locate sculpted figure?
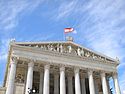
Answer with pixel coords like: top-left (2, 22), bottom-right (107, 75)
top-left (85, 52), bottom-right (90, 57)
top-left (92, 54), bottom-right (95, 58)
top-left (68, 45), bottom-right (72, 53)
top-left (92, 54), bottom-right (97, 59)
top-left (40, 45), bottom-right (44, 49)
top-left (29, 45), bottom-right (31, 47)
top-left (81, 49), bottom-right (84, 56)
top-left (87, 52), bottom-right (90, 57)
top-left (47, 44), bottom-right (50, 50)
top-left (56, 44), bottom-right (60, 52)
top-left (60, 44), bottom-right (63, 53)
top-left (77, 47), bottom-right (81, 56)
top-left (35, 45), bottom-right (38, 48)
top-left (43, 45), bottom-right (47, 50)
top-left (50, 45), bottom-right (54, 51)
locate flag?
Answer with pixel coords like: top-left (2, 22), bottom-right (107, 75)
top-left (64, 28), bottom-right (74, 33)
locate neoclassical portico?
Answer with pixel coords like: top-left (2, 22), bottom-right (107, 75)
top-left (1, 39), bottom-right (121, 94)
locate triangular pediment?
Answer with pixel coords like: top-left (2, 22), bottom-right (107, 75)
top-left (11, 41), bottom-right (117, 63)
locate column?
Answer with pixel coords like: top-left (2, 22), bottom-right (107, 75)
top-left (25, 61), bottom-right (34, 94)
top-left (106, 78), bottom-right (111, 94)
top-left (60, 66), bottom-right (66, 94)
top-left (88, 70), bottom-right (95, 94)
top-left (113, 73), bottom-right (121, 94)
top-left (67, 75), bottom-right (73, 94)
top-left (54, 74), bottom-right (59, 94)
top-left (101, 72), bottom-right (108, 94)
top-left (39, 70), bottom-right (43, 94)
top-left (43, 65), bottom-right (50, 94)
top-left (6, 57), bottom-right (17, 94)
top-left (81, 75), bottom-right (86, 94)
top-left (74, 68), bottom-right (81, 94)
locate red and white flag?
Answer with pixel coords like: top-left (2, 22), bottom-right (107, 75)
top-left (64, 28), bottom-right (74, 33)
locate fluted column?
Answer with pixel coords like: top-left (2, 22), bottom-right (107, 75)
top-left (60, 66), bottom-right (66, 94)
top-left (81, 75), bottom-right (86, 94)
top-left (39, 70), bottom-right (43, 94)
top-left (88, 70), bottom-right (95, 94)
top-left (43, 65), bottom-right (50, 94)
top-left (113, 73), bottom-right (121, 94)
top-left (101, 72), bottom-right (108, 94)
top-left (68, 75), bottom-right (73, 94)
top-left (106, 78), bottom-right (111, 94)
top-left (74, 68), bottom-right (81, 94)
top-left (54, 74), bottom-right (59, 94)
top-left (6, 57), bottom-right (17, 94)
top-left (25, 61), bottom-right (34, 94)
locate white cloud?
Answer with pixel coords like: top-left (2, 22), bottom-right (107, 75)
top-left (123, 90), bottom-right (125, 94)
top-left (55, 0), bottom-right (78, 20)
top-left (0, 0), bottom-right (44, 30)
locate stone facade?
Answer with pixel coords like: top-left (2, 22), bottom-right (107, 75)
top-left (0, 40), bottom-right (121, 94)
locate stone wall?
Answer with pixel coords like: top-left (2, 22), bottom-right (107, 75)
top-left (14, 83), bottom-right (25, 94)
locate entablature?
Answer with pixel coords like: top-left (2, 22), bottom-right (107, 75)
top-left (11, 45), bottom-right (117, 73)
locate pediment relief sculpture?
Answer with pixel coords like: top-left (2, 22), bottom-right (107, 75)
top-left (12, 42), bottom-right (116, 63)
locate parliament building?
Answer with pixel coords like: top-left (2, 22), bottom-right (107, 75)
top-left (0, 37), bottom-right (121, 94)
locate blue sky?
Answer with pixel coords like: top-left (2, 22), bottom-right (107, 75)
top-left (0, 0), bottom-right (125, 93)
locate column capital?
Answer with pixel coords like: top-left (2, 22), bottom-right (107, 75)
top-left (28, 62), bottom-right (34, 67)
top-left (60, 66), bottom-right (65, 71)
top-left (44, 64), bottom-right (50, 69)
top-left (11, 56), bottom-right (18, 64)
top-left (112, 72), bottom-right (118, 78)
top-left (74, 67), bottom-right (79, 74)
top-left (100, 72), bottom-right (106, 77)
top-left (88, 70), bottom-right (93, 75)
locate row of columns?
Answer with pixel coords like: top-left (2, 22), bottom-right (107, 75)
top-left (6, 58), bottom-right (121, 94)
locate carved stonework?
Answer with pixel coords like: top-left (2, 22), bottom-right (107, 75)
top-left (15, 67), bottom-right (26, 83)
top-left (11, 56), bottom-right (18, 64)
top-left (15, 74), bottom-right (24, 83)
top-left (17, 42), bottom-right (116, 64)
